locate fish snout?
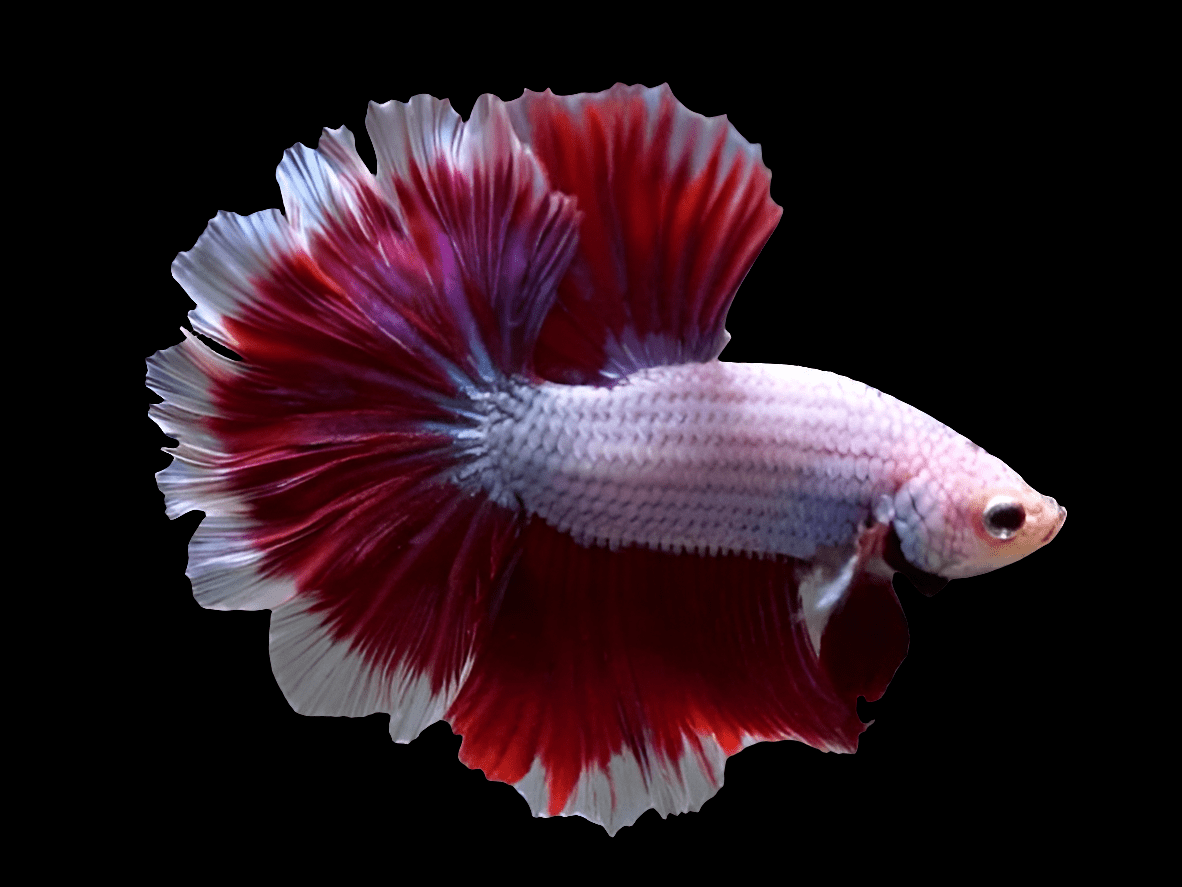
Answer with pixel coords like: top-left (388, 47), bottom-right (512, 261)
top-left (1040, 496), bottom-right (1066, 544)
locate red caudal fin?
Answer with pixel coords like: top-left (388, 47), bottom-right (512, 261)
top-left (503, 84), bottom-right (782, 384)
top-left (447, 519), bottom-right (908, 833)
top-left (149, 95), bottom-right (579, 735)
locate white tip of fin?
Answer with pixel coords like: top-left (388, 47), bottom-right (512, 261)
top-left (148, 331), bottom-right (297, 612)
top-left (171, 208), bottom-right (296, 352)
top-left (513, 734), bottom-right (742, 835)
top-left (797, 553), bottom-right (859, 656)
top-left (269, 594), bottom-right (463, 743)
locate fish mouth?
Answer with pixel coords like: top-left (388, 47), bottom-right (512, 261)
top-left (1040, 504), bottom-right (1067, 544)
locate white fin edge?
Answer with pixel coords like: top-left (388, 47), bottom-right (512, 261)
top-left (269, 594), bottom-right (465, 742)
top-left (513, 734), bottom-right (733, 835)
top-left (172, 208), bottom-right (297, 352)
top-left (148, 331), bottom-right (296, 611)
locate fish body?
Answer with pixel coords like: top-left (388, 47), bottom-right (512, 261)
top-left (148, 84), bottom-right (1065, 834)
top-left (464, 360), bottom-right (1058, 571)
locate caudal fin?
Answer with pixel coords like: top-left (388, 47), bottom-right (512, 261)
top-left (150, 94), bottom-right (578, 740)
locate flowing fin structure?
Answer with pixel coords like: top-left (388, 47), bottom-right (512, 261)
top-left (150, 84), bottom-right (909, 834)
top-left (503, 83), bottom-right (783, 384)
top-left (150, 93), bottom-right (579, 743)
top-left (449, 518), bottom-right (907, 834)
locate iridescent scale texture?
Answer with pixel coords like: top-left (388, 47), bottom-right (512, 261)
top-left (462, 361), bottom-right (962, 559)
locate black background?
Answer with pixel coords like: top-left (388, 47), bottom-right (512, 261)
top-left (124, 37), bottom-right (1094, 868)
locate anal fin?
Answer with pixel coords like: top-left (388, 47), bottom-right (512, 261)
top-left (446, 518), bottom-right (898, 833)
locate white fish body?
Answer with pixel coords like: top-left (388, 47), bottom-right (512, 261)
top-left (467, 360), bottom-right (1061, 573)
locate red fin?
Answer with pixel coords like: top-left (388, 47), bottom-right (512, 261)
top-left (220, 95), bottom-right (580, 388)
top-left (505, 84), bottom-right (783, 384)
top-left (447, 519), bottom-right (875, 832)
top-left (819, 573), bottom-right (909, 704)
top-left (154, 96), bottom-right (587, 728)
top-left (816, 520), bottom-right (910, 704)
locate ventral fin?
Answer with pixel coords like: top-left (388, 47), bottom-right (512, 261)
top-left (504, 83), bottom-right (782, 385)
top-left (820, 572), bottom-right (910, 705)
top-left (799, 520), bottom-right (911, 706)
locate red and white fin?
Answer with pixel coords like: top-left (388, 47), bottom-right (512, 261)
top-left (148, 330), bottom-right (297, 611)
top-left (512, 735), bottom-right (735, 836)
top-left (446, 519), bottom-right (908, 833)
top-left (803, 521), bottom-right (910, 707)
top-left (150, 93), bottom-right (579, 742)
top-left (269, 594), bottom-right (463, 741)
top-left (503, 83), bottom-right (782, 384)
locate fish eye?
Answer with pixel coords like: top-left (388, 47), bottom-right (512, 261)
top-left (983, 497), bottom-right (1025, 539)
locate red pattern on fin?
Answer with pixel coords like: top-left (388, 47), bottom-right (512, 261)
top-left (821, 521), bottom-right (910, 704)
top-left (505, 84), bottom-right (783, 384)
top-left (201, 99), bottom-right (587, 690)
top-left (447, 519), bottom-right (903, 817)
top-left (820, 574), bottom-right (909, 704)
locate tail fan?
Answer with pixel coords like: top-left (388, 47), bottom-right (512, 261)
top-left (150, 94), bottom-right (578, 739)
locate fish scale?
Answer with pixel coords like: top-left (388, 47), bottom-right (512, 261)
top-left (465, 360), bottom-right (961, 559)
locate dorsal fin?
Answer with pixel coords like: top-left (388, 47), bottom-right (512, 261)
top-left (504, 83), bottom-right (782, 385)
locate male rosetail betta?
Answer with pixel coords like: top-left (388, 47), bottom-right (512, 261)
top-left (148, 84), bottom-right (1066, 834)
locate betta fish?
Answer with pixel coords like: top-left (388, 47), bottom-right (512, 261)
top-left (147, 83), bottom-right (1066, 834)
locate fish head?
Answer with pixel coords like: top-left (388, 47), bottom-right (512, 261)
top-left (891, 438), bottom-right (1066, 581)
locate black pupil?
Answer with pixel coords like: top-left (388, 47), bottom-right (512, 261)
top-left (988, 503), bottom-right (1025, 531)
